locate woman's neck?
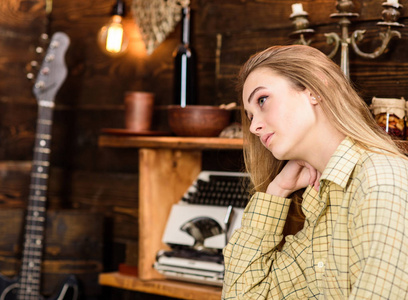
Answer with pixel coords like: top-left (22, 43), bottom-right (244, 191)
top-left (306, 124), bottom-right (346, 174)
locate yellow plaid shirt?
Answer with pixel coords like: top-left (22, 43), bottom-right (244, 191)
top-left (223, 137), bottom-right (408, 299)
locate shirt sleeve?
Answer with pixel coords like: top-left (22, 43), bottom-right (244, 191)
top-left (222, 186), bottom-right (318, 299)
top-left (348, 185), bottom-right (408, 299)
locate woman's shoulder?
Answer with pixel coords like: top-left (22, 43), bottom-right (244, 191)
top-left (358, 149), bottom-right (408, 188)
top-left (362, 148), bottom-right (408, 167)
top-left (349, 150), bottom-right (408, 220)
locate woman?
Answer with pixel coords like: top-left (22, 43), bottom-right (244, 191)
top-left (222, 45), bottom-right (408, 299)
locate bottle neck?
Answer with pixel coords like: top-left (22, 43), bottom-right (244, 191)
top-left (181, 7), bottom-right (191, 46)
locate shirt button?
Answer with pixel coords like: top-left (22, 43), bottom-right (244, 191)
top-left (317, 261), bottom-right (325, 268)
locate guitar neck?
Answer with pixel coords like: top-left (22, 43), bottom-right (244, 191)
top-left (19, 104), bottom-right (54, 298)
top-left (17, 31), bottom-right (69, 299)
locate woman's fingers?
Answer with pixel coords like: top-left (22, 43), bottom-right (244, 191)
top-left (297, 161), bottom-right (321, 191)
top-left (266, 160), bottom-right (321, 196)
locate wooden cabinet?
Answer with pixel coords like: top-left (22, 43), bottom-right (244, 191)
top-left (98, 134), bottom-right (243, 299)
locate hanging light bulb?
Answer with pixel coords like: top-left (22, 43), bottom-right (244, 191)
top-left (98, 0), bottom-right (128, 56)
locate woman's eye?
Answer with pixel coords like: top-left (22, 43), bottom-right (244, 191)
top-left (258, 96), bottom-right (267, 107)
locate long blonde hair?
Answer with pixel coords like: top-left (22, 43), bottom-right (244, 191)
top-left (238, 45), bottom-right (406, 194)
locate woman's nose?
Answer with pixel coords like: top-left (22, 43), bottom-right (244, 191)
top-left (249, 117), bottom-right (263, 135)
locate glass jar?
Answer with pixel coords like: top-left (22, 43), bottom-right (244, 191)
top-left (371, 97), bottom-right (406, 139)
top-left (406, 100), bottom-right (408, 140)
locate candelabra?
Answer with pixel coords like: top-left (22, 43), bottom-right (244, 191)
top-left (289, 3), bottom-right (315, 45)
top-left (289, 0), bottom-right (404, 78)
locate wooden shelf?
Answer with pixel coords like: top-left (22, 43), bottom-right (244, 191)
top-left (98, 135), bottom-right (243, 150)
top-left (98, 135), bottom-right (408, 152)
top-left (98, 133), bottom-right (240, 297)
top-left (99, 272), bottom-right (222, 300)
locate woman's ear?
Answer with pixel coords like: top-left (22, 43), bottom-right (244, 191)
top-left (309, 92), bottom-right (320, 105)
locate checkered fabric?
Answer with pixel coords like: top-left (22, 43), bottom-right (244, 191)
top-left (222, 137), bottom-right (408, 299)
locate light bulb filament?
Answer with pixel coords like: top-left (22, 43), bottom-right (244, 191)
top-left (106, 16), bottom-right (124, 53)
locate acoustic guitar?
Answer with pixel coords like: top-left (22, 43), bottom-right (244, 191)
top-left (0, 32), bottom-right (79, 300)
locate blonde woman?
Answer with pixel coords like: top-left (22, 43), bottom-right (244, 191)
top-left (222, 45), bottom-right (408, 299)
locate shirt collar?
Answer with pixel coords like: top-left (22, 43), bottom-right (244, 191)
top-left (319, 136), bottom-right (361, 191)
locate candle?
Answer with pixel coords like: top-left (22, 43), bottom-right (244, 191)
top-left (291, 3), bottom-right (304, 14)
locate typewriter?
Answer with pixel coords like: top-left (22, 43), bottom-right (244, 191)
top-left (154, 170), bottom-right (251, 286)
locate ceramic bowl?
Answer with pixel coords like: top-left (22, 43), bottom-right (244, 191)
top-left (168, 105), bottom-right (232, 137)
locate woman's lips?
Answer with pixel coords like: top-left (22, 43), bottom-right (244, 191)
top-left (261, 133), bottom-right (274, 147)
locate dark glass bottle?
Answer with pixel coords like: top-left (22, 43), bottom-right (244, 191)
top-left (173, 6), bottom-right (197, 107)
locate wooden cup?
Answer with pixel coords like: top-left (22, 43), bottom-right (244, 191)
top-left (124, 91), bottom-right (154, 131)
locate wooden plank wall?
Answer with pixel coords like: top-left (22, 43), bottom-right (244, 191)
top-left (1, 0), bottom-right (408, 297)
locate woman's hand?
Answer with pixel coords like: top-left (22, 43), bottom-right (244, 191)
top-left (266, 160), bottom-right (320, 197)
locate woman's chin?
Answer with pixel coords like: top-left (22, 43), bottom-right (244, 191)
top-left (269, 147), bottom-right (287, 160)
top-left (269, 145), bottom-right (296, 161)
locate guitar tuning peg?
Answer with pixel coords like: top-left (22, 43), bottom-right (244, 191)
top-left (30, 61), bottom-right (39, 69)
top-left (40, 33), bottom-right (49, 42)
top-left (25, 60), bottom-right (39, 73)
top-left (40, 67), bottom-right (50, 75)
top-left (25, 59), bottom-right (40, 81)
top-left (27, 72), bottom-right (35, 80)
top-left (45, 54), bottom-right (55, 62)
top-left (34, 81), bottom-right (45, 89)
top-left (36, 46), bottom-right (44, 54)
top-left (50, 40), bottom-right (60, 49)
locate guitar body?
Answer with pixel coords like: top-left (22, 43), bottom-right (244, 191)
top-left (0, 273), bottom-right (16, 300)
top-left (0, 273), bottom-right (78, 300)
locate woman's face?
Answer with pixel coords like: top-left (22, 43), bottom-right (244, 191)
top-left (242, 67), bottom-right (317, 161)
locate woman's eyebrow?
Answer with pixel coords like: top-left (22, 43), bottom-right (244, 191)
top-left (247, 86), bottom-right (266, 104)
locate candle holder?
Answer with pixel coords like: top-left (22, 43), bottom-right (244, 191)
top-left (289, 0), bottom-right (404, 78)
top-left (289, 9), bottom-right (315, 45)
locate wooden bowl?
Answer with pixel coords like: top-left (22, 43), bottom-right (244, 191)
top-left (168, 105), bottom-right (232, 137)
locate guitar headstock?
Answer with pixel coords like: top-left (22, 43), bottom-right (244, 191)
top-left (32, 32), bottom-right (70, 106)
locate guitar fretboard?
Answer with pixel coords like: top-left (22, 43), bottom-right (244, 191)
top-left (18, 105), bottom-right (54, 299)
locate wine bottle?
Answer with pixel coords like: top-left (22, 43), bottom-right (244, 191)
top-left (173, 5), bottom-right (197, 107)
